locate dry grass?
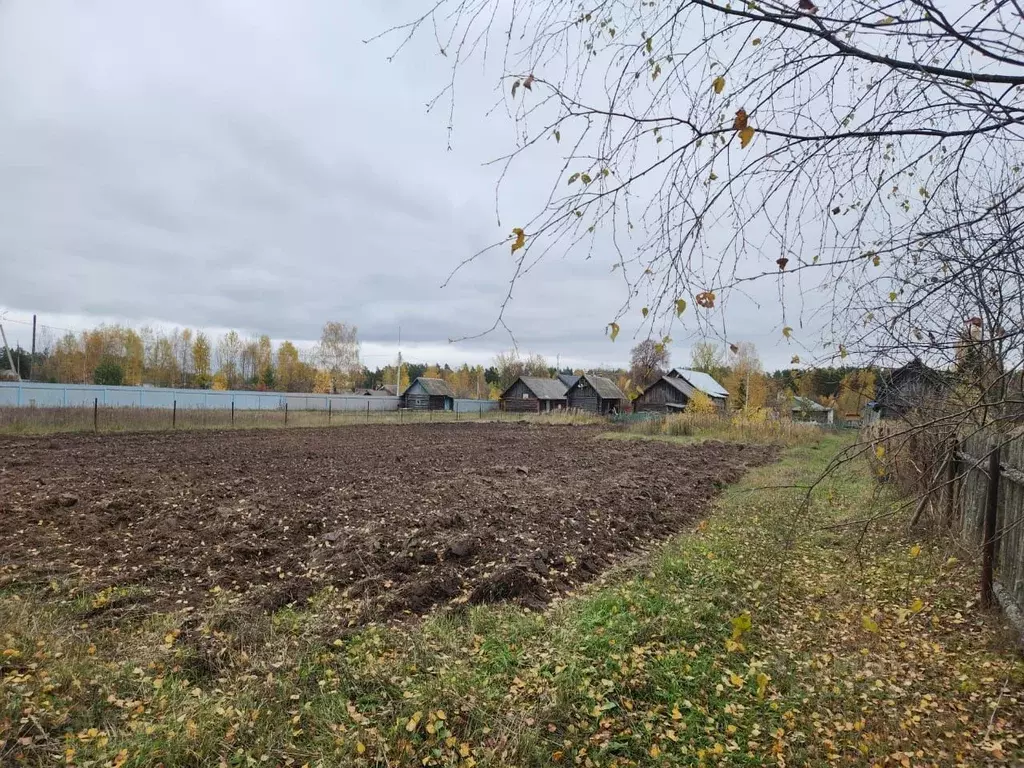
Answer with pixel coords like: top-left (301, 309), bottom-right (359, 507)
top-left (616, 411), bottom-right (832, 445)
top-left (0, 405), bottom-right (611, 436)
top-left (4, 435), bottom-right (1022, 766)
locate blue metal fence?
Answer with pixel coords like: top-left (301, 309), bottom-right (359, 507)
top-left (0, 381), bottom-right (498, 413)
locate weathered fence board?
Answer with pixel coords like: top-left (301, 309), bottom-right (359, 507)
top-left (959, 428), bottom-right (1024, 619)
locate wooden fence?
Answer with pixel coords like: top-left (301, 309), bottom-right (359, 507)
top-left (864, 422), bottom-right (1024, 625)
top-left (957, 428), bottom-right (1024, 616)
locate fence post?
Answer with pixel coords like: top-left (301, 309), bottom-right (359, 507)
top-left (982, 445), bottom-right (1001, 608)
top-left (400, 407), bottom-right (403, 424)
top-left (946, 438), bottom-right (958, 526)
top-left (285, 402), bottom-right (288, 426)
top-left (93, 397), bottom-right (98, 432)
top-left (456, 404), bottom-right (460, 421)
top-left (173, 400), bottom-right (177, 429)
top-left (366, 400), bottom-right (370, 423)
top-left (231, 400), bottom-right (235, 427)
top-left (329, 399), bottom-right (332, 425)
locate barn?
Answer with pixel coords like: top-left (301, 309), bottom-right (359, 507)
top-left (401, 377), bottom-right (455, 411)
top-left (500, 377), bottom-right (568, 413)
top-left (565, 374), bottom-right (627, 415)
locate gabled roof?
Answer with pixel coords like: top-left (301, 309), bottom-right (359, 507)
top-left (652, 375), bottom-right (695, 398)
top-left (557, 373), bottom-right (580, 388)
top-left (668, 368), bottom-right (729, 399)
top-left (378, 383), bottom-right (398, 395)
top-left (402, 377), bottom-right (455, 397)
top-left (569, 373), bottom-right (626, 400)
top-left (791, 395), bottom-right (830, 412)
top-left (503, 376), bottom-right (569, 400)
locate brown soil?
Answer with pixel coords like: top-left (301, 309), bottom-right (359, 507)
top-left (0, 424), bottom-right (777, 620)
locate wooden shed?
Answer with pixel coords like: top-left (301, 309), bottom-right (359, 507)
top-left (500, 376), bottom-right (568, 413)
top-left (565, 373), bottom-right (626, 415)
top-left (401, 377), bottom-right (455, 411)
top-left (633, 375), bottom-right (698, 413)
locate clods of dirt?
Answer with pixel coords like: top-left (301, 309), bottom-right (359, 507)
top-left (0, 424), bottom-right (778, 622)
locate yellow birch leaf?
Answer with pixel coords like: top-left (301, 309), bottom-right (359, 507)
top-left (405, 711), bottom-right (422, 732)
top-left (782, 326), bottom-right (793, 338)
top-left (739, 126), bottom-right (755, 148)
top-left (607, 322), bottom-right (620, 342)
top-left (862, 615), bottom-right (879, 633)
top-left (712, 76), bottom-right (726, 94)
top-left (909, 544), bottom-right (921, 558)
top-left (730, 613), bottom-right (752, 640)
top-left (756, 672), bottom-right (770, 700)
top-left (510, 227), bottom-right (526, 254)
top-left (675, 298), bottom-right (687, 316)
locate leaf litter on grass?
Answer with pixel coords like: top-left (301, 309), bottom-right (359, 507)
top-left (2, 434), bottom-right (1023, 766)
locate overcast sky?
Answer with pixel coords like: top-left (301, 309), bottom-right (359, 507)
top-left (0, 1), bottom-right (821, 372)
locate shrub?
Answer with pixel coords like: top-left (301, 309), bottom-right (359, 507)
top-left (93, 359), bottom-right (124, 386)
top-left (686, 390), bottom-right (718, 415)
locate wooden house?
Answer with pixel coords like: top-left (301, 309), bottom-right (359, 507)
top-left (633, 376), bottom-right (697, 413)
top-left (557, 373), bottom-right (580, 389)
top-left (869, 359), bottom-right (946, 420)
top-left (401, 377), bottom-right (455, 411)
top-left (500, 376), bottom-right (569, 413)
top-left (634, 369), bottom-right (728, 413)
top-left (666, 369), bottom-right (729, 408)
top-left (790, 395), bottom-right (833, 425)
top-left (565, 374), bottom-right (626, 414)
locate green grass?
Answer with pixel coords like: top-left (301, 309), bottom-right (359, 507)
top-left (3, 434), bottom-right (1022, 767)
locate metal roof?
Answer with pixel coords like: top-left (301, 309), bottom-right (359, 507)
top-left (791, 395), bottom-right (830, 412)
top-left (403, 377), bottom-right (456, 397)
top-left (508, 376), bottom-right (569, 400)
top-left (668, 368), bottom-right (729, 399)
top-left (572, 373), bottom-right (626, 400)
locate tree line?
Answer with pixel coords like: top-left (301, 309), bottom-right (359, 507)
top-left (1, 321), bottom-right (880, 411)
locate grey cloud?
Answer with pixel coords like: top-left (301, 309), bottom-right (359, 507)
top-left (0, 0), bottom-right (811, 371)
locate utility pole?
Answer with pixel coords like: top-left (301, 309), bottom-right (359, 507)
top-left (395, 326), bottom-right (402, 396)
top-left (29, 315), bottom-right (36, 381)
top-left (0, 321), bottom-right (20, 381)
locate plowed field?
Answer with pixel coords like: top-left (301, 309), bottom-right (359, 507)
top-left (0, 424), bottom-right (777, 621)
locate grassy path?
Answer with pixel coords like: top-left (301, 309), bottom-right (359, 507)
top-left (3, 434), bottom-right (1022, 766)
